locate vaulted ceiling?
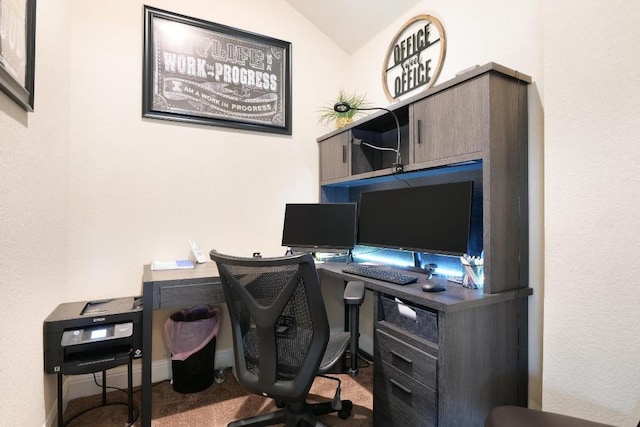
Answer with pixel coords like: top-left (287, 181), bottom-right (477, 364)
top-left (283, 0), bottom-right (423, 54)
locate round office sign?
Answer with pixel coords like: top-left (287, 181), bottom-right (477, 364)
top-left (382, 14), bottom-right (446, 102)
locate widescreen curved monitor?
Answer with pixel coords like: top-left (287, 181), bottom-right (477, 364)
top-left (357, 181), bottom-right (473, 256)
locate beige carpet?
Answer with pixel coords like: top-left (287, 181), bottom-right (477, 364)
top-left (64, 366), bottom-right (373, 426)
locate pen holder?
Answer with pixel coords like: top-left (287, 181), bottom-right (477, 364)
top-left (462, 264), bottom-right (484, 289)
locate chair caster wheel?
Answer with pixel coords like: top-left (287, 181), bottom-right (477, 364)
top-left (338, 400), bottom-right (353, 419)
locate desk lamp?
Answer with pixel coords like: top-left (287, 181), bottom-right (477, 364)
top-left (333, 102), bottom-right (403, 172)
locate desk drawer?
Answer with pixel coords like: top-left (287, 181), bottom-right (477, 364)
top-left (158, 281), bottom-right (224, 310)
top-left (376, 328), bottom-right (437, 389)
top-left (379, 294), bottom-right (438, 343)
top-left (374, 360), bottom-right (437, 427)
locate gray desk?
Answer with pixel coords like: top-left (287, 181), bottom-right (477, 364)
top-left (140, 262), bottom-right (223, 427)
top-left (320, 263), bottom-right (531, 426)
top-left (140, 261), bottom-right (530, 426)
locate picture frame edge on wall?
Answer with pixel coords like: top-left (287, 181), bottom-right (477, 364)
top-left (142, 5), bottom-right (292, 135)
top-left (0, 0), bottom-right (37, 112)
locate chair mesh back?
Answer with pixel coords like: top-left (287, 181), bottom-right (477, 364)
top-left (227, 264), bottom-right (313, 377)
top-left (213, 252), bottom-right (329, 401)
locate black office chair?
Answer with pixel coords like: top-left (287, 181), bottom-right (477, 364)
top-left (210, 250), bottom-right (365, 427)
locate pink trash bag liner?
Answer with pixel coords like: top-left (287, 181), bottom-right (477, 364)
top-left (164, 304), bottom-right (221, 361)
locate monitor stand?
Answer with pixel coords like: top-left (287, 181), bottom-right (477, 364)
top-left (285, 247), bottom-right (353, 263)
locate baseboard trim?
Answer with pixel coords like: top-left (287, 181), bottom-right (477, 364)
top-left (44, 350), bottom-right (234, 427)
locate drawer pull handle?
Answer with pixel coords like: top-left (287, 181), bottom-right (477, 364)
top-left (389, 378), bottom-right (412, 395)
top-left (390, 350), bottom-right (413, 365)
top-left (342, 145), bottom-right (347, 163)
top-left (417, 119), bottom-right (422, 144)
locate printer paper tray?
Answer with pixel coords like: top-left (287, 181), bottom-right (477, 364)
top-left (63, 346), bottom-right (131, 375)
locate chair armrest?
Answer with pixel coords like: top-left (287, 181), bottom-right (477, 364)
top-left (343, 281), bottom-right (365, 305)
top-left (343, 281), bottom-right (364, 376)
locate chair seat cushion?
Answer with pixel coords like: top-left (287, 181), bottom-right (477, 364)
top-left (319, 331), bottom-right (350, 373)
top-left (242, 328), bottom-right (350, 378)
top-left (485, 406), bottom-right (615, 427)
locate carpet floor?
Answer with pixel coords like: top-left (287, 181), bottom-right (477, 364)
top-left (64, 365), bottom-right (373, 426)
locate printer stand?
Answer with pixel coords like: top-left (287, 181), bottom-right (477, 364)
top-left (57, 353), bottom-right (134, 427)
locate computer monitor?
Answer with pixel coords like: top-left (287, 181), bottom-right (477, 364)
top-left (281, 203), bottom-right (358, 252)
top-left (357, 181), bottom-right (474, 256)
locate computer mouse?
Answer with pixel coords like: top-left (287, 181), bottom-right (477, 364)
top-left (422, 282), bottom-right (446, 292)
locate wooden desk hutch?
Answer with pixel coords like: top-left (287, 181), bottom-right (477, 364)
top-left (316, 63), bottom-right (532, 427)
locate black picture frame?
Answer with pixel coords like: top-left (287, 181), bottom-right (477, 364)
top-left (0, 0), bottom-right (36, 111)
top-left (143, 6), bottom-right (292, 135)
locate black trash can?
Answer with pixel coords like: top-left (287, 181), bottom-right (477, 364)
top-left (164, 304), bottom-right (221, 394)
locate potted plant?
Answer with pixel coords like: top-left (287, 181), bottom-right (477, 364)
top-left (318, 90), bottom-right (370, 129)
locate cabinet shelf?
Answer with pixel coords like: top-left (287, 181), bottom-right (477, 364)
top-left (317, 62), bottom-right (531, 295)
top-left (317, 62), bottom-right (532, 427)
top-left (318, 62), bottom-right (532, 427)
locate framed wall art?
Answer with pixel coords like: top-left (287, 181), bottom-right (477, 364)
top-left (0, 0), bottom-right (36, 111)
top-left (143, 6), bottom-right (292, 135)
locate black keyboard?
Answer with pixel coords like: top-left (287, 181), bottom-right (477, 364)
top-left (342, 264), bottom-right (418, 285)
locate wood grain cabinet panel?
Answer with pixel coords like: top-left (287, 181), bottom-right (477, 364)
top-left (319, 132), bottom-right (350, 181)
top-left (374, 359), bottom-right (437, 427)
top-left (376, 328), bottom-right (437, 390)
top-left (412, 76), bottom-right (486, 163)
top-left (158, 281), bottom-right (223, 310)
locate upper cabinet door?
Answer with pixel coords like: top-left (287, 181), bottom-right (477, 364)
top-left (411, 76), bottom-right (487, 164)
top-left (319, 131), bottom-right (351, 182)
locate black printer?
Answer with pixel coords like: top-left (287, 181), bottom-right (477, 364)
top-left (43, 296), bottom-right (142, 375)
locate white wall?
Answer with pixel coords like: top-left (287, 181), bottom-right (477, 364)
top-left (1, 1), bottom-right (350, 425)
top-left (3, 0), bottom-right (640, 425)
top-left (0, 1), bottom-right (71, 423)
top-left (542, 1), bottom-right (640, 425)
top-left (64, 0), bottom-right (348, 299)
top-left (63, 0), bottom-right (350, 364)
